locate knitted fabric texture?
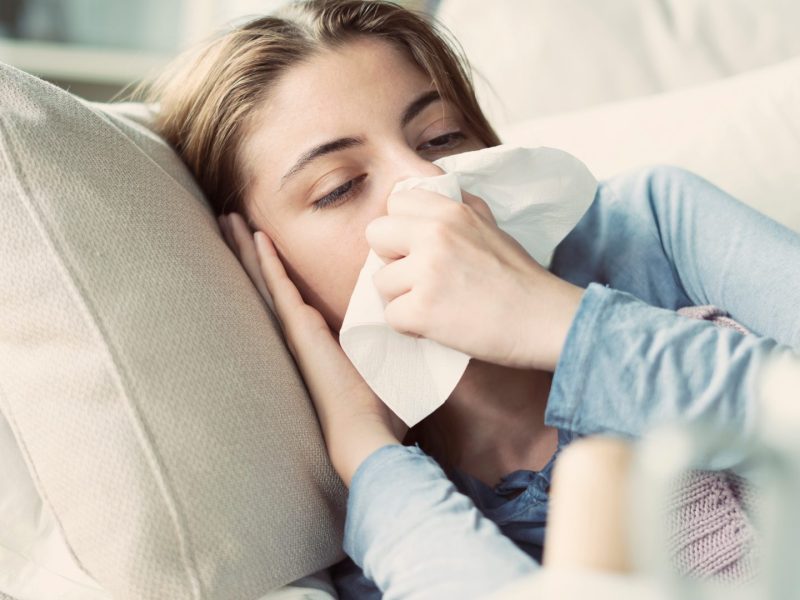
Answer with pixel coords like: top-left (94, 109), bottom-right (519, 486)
top-left (666, 306), bottom-right (760, 583)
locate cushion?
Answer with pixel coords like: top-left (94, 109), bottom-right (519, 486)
top-left (0, 415), bottom-right (339, 600)
top-left (498, 55), bottom-right (800, 233)
top-left (0, 411), bottom-right (110, 599)
top-left (0, 62), bottom-right (346, 600)
top-left (436, 0), bottom-right (800, 128)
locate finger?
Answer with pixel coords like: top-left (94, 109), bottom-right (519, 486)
top-left (461, 191), bottom-right (496, 223)
top-left (386, 188), bottom-right (461, 219)
top-left (365, 214), bottom-right (426, 261)
top-left (372, 254), bottom-right (415, 303)
top-left (253, 229), bottom-right (307, 323)
top-left (227, 213), bottom-right (271, 302)
top-left (383, 290), bottom-right (424, 339)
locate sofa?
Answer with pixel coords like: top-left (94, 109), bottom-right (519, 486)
top-left (3, 1), bottom-right (800, 598)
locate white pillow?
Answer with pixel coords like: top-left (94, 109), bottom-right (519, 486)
top-left (498, 55), bottom-right (800, 233)
top-left (0, 415), bottom-right (110, 600)
top-left (0, 414), bottom-right (338, 600)
top-left (0, 62), bottom-right (345, 600)
top-left (436, 0), bottom-right (800, 128)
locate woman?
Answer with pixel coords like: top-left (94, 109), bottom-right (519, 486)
top-left (140, 0), bottom-right (800, 597)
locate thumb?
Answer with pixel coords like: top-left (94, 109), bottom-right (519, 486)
top-left (461, 191), bottom-right (496, 223)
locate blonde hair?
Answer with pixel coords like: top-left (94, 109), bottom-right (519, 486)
top-left (136, 0), bottom-right (500, 217)
top-left (136, 0), bottom-right (502, 468)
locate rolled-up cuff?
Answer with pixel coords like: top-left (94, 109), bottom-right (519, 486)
top-left (546, 281), bottom-right (611, 433)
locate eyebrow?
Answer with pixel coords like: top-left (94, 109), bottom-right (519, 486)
top-left (400, 89), bottom-right (441, 128)
top-left (279, 89), bottom-right (442, 189)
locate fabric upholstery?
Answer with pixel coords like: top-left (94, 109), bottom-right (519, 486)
top-left (499, 55), bottom-right (800, 233)
top-left (0, 62), bottom-right (347, 600)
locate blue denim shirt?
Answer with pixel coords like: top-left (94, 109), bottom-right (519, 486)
top-left (331, 166), bottom-right (800, 599)
top-left (445, 428), bottom-right (577, 564)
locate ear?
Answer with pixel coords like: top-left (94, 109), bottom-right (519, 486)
top-left (461, 190), bottom-right (496, 224)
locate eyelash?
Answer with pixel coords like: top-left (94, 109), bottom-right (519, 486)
top-left (311, 131), bottom-right (467, 210)
top-left (417, 130), bottom-right (466, 153)
top-left (312, 174), bottom-right (367, 211)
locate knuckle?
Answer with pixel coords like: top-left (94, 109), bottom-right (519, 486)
top-left (385, 299), bottom-right (414, 335)
top-left (372, 264), bottom-right (390, 290)
top-left (410, 285), bottom-right (433, 317)
top-left (423, 235), bottom-right (452, 272)
top-left (428, 219), bottom-right (452, 244)
top-left (439, 200), bottom-right (466, 222)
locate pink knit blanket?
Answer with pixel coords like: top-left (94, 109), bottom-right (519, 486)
top-left (666, 306), bottom-right (760, 582)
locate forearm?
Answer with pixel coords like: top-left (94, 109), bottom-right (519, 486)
top-left (546, 283), bottom-right (796, 452)
top-left (344, 443), bottom-right (538, 600)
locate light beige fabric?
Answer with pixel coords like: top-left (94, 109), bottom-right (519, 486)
top-left (499, 55), bottom-right (800, 234)
top-left (438, 0), bottom-right (800, 128)
top-left (0, 62), bottom-right (347, 600)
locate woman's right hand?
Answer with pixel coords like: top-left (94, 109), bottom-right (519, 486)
top-left (219, 212), bottom-right (407, 487)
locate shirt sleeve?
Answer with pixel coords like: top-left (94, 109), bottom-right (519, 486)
top-left (342, 443), bottom-right (538, 600)
top-left (545, 282), bottom-right (797, 449)
top-left (546, 166), bottom-right (800, 467)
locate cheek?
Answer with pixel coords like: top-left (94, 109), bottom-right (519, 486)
top-left (281, 223), bottom-right (370, 330)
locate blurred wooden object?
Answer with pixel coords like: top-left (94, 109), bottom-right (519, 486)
top-left (543, 436), bottom-right (634, 572)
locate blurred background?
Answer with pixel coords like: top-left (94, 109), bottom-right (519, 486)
top-left (0, 0), bottom-right (435, 101)
top-left (3, 0), bottom-right (800, 120)
top-left (3, 0), bottom-right (800, 230)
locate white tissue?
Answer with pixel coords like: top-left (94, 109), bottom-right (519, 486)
top-left (338, 145), bottom-right (598, 427)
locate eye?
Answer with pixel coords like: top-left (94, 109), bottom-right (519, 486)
top-left (312, 174), bottom-right (367, 211)
top-left (417, 131), bottom-right (466, 153)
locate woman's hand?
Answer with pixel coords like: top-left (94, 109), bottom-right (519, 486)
top-left (218, 212), bottom-right (408, 487)
top-left (366, 189), bottom-right (585, 372)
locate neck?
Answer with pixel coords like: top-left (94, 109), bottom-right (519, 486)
top-left (425, 359), bottom-right (558, 487)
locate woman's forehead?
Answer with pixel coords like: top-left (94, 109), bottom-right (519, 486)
top-left (270, 38), bottom-right (431, 119)
top-left (241, 38), bottom-right (436, 188)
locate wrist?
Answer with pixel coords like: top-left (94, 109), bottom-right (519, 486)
top-left (330, 425), bottom-right (400, 487)
top-left (532, 278), bottom-right (585, 372)
top-left (551, 281), bottom-right (585, 371)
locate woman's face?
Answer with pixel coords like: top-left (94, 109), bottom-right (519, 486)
top-left (240, 36), bottom-right (486, 333)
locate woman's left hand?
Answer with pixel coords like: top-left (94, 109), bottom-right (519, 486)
top-left (365, 189), bottom-right (585, 372)
top-left (219, 213), bottom-right (407, 486)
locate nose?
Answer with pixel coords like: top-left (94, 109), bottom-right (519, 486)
top-left (386, 146), bottom-right (447, 190)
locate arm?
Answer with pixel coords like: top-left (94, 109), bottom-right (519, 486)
top-left (550, 165), bottom-right (800, 348)
top-left (344, 443), bottom-right (539, 600)
top-left (545, 281), bottom-right (791, 441)
top-left (547, 166), bottom-right (800, 448)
